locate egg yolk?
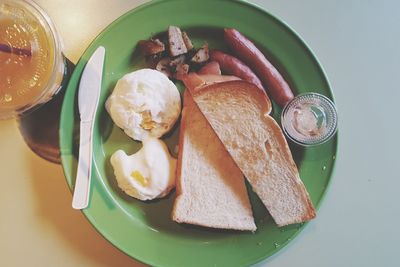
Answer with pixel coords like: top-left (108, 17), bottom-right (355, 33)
top-left (131, 170), bottom-right (149, 186)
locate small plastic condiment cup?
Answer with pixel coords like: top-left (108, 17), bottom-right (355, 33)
top-left (281, 92), bottom-right (338, 146)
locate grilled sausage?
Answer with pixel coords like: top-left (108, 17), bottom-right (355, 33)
top-left (224, 28), bottom-right (294, 107)
top-left (210, 50), bottom-right (264, 90)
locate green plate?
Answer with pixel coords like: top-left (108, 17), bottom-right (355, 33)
top-left (60, 0), bottom-right (337, 266)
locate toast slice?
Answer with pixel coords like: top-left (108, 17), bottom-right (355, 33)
top-left (172, 90), bottom-right (256, 231)
top-left (189, 80), bottom-right (316, 227)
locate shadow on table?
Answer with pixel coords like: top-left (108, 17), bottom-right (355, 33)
top-left (26, 147), bottom-right (146, 267)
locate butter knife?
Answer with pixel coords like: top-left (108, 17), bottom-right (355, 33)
top-left (72, 46), bottom-right (105, 209)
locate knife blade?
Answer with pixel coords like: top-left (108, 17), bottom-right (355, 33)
top-left (72, 46), bottom-right (105, 210)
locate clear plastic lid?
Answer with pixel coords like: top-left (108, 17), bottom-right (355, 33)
top-left (281, 93), bottom-right (338, 146)
top-left (0, 0), bottom-right (65, 119)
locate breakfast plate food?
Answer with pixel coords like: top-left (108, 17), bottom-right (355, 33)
top-left (60, 0), bottom-right (337, 266)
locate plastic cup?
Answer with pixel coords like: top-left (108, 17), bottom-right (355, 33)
top-left (281, 93), bottom-right (338, 146)
top-left (0, 0), bottom-right (66, 119)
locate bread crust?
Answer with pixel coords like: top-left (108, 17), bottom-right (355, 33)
top-left (172, 91), bottom-right (188, 205)
top-left (192, 80), bottom-right (272, 113)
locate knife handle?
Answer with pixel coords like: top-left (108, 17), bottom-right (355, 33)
top-left (72, 120), bottom-right (94, 209)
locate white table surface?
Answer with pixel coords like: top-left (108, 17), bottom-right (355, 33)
top-left (1, 0), bottom-right (399, 266)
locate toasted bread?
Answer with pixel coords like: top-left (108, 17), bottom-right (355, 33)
top-left (172, 90), bottom-right (256, 231)
top-left (190, 80), bottom-right (316, 227)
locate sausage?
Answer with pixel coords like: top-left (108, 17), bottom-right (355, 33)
top-left (182, 73), bottom-right (240, 93)
top-left (198, 61), bottom-right (221, 75)
top-left (224, 28), bottom-right (294, 107)
top-left (210, 50), bottom-right (264, 90)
